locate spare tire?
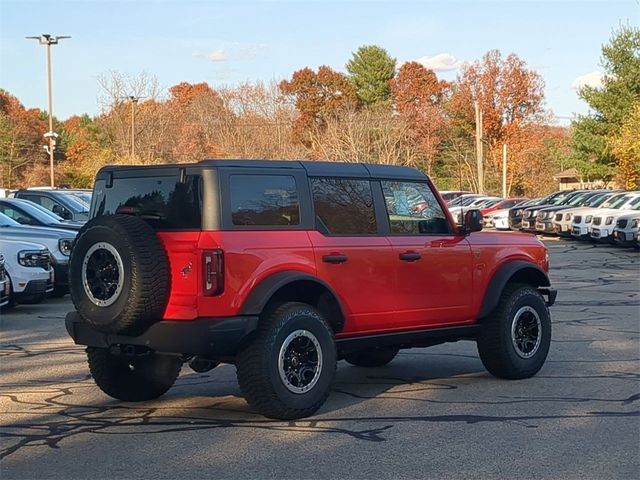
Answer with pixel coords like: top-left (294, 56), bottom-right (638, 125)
top-left (69, 214), bottom-right (169, 335)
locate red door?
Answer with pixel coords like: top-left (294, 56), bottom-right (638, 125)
top-left (307, 176), bottom-right (398, 336)
top-left (380, 180), bottom-right (474, 328)
top-left (387, 235), bottom-right (474, 327)
top-left (309, 232), bottom-right (397, 335)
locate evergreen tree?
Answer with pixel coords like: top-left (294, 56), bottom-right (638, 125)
top-left (346, 45), bottom-right (397, 106)
top-left (572, 25), bottom-right (640, 165)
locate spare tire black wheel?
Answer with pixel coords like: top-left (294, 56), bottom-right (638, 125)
top-left (69, 214), bottom-right (170, 335)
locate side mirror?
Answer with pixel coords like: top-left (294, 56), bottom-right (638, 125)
top-left (461, 209), bottom-right (483, 235)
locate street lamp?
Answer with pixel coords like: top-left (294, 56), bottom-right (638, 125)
top-left (122, 95), bottom-right (142, 161)
top-left (26, 34), bottom-right (70, 188)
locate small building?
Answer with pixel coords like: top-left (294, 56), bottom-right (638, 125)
top-left (553, 168), bottom-right (618, 190)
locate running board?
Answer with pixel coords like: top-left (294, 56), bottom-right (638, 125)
top-left (336, 324), bottom-right (481, 356)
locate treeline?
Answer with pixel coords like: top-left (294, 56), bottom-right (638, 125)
top-left (0, 26), bottom-right (637, 195)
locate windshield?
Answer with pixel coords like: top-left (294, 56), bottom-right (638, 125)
top-left (27, 201), bottom-right (64, 220)
top-left (552, 191), bottom-right (582, 205)
top-left (584, 193), bottom-right (611, 207)
top-left (478, 198), bottom-right (501, 207)
top-left (460, 196), bottom-right (484, 206)
top-left (608, 194), bottom-right (635, 209)
top-left (8, 200), bottom-right (64, 224)
top-left (448, 195), bottom-right (479, 207)
top-left (71, 192), bottom-right (92, 204)
top-left (60, 194), bottom-right (90, 213)
top-left (0, 212), bottom-right (21, 227)
top-left (567, 192), bottom-right (596, 206)
top-left (628, 196), bottom-right (640, 210)
top-left (600, 193), bottom-right (628, 208)
top-left (544, 190), bottom-right (569, 204)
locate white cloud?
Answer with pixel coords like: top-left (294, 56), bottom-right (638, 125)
top-left (193, 48), bottom-right (227, 62)
top-left (193, 43), bottom-right (269, 63)
top-left (571, 71), bottom-right (604, 90)
top-left (413, 53), bottom-right (462, 71)
top-left (206, 48), bottom-right (227, 62)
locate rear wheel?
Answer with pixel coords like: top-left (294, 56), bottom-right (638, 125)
top-left (87, 347), bottom-right (182, 401)
top-left (344, 347), bottom-right (399, 367)
top-left (236, 302), bottom-right (337, 420)
top-left (477, 283), bottom-right (551, 379)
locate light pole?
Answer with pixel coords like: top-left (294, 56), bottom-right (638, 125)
top-left (124, 96), bottom-right (141, 161)
top-left (26, 34), bottom-right (70, 188)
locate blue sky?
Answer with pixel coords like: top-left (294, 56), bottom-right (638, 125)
top-left (1, 0), bottom-right (638, 122)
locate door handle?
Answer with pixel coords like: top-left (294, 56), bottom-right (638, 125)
top-left (323, 254), bottom-right (348, 264)
top-left (399, 252), bottom-right (421, 262)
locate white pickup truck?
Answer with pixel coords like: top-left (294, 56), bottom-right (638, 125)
top-left (0, 239), bottom-right (54, 307)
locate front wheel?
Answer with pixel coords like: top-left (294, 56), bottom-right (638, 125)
top-left (87, 348), bottom-right (182, 401)
top-left (477, 284), bottom-right (551, 379)
top-left (236, 302), bottom-right (337, 420)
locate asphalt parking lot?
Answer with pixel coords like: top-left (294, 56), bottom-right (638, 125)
top-left (1, 239), bottom-right (639, 479)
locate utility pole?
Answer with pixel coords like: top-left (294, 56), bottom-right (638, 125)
top-left (502, 144), bottom-right (508, 198)
top-left (26, 34), bottom-right (70, 188)
top-left (474, 102), bottom-right (484, 194)
top-left (124, 96), bottom-right (141, 163)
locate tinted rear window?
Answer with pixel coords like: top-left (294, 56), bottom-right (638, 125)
top-left (311, 177), bottom-right (377, 235)
top-left (229, 174), bottom-right (300, 226)
top-left (92, 175), bottom-right (202, 230)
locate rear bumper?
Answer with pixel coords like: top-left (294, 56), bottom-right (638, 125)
top-left (65, 312), bottom-right (259, 357)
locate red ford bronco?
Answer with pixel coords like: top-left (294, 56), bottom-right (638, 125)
top-left (66, 160), bottom-right (556, 419)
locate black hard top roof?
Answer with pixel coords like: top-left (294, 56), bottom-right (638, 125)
top-left (97, 159), bottom-right (428, 181)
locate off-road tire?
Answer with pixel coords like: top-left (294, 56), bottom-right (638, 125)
top-left (236, 302), bottom-right (337, 420)
top-left (87, 347), bottom-right (182, 401)
top-left (477, 283), bottom-right (551, 379)
top-left (69, 215), bottom-right (169, 335)
top-left (344, 347), bottom-right (399, 367)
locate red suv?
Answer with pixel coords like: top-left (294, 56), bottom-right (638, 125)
top-left (66, 160), bottom-right (556, 419)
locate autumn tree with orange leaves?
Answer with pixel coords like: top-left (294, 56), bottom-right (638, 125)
top-left (279, 66), bottom-right (358, 147)
top-left (390, 61), bottom-right (450, 175)
top-left (0, 89), bottom-right (48, 187)
top-left (449, 50), bottom-right (551, 193)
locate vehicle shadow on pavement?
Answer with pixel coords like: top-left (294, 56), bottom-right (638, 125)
top-left (0, 344), bottom-right (487, 460)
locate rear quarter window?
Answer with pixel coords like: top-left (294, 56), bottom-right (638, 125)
top-left (92, 175), bottom-right (202, 230)
top-left (229, 174), bottom-right (300, 226)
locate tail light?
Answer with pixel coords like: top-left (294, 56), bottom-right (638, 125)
top-left (202, 249), bottom-right (224, 296)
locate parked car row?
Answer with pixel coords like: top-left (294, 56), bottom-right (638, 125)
top-left (480, 189), bottom-right (640, 248)
top-left (0, 188), bottom-right (92, 309)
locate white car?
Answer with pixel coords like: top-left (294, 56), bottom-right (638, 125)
top-left (449, 197), bottom-right (501, 222)
top-left (613, 212), bottom-right (640, 247)
top-left (0, 212), bottom-right (75, 297)
top-left (589, 195), bottom-right (640, 242)
top-left (571, 192), bottom-right (640, 239)
top-left (0, 253), bottom-right (10, 307)
top-left (0, 239), bottom-right (54, 306)
top-left (484, 208), bottom-right (510, 230)
top-left (552, 191), bottom-right (619, 236)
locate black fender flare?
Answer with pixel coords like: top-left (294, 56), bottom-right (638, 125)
top-left (478, 260), bottom-right (551, 318)
top-left (240, 270), bottom-right (346, 320)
